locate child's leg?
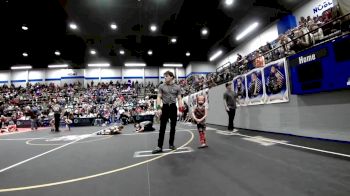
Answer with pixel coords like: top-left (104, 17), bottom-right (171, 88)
top-left (198, 123), bottom-right (208, 148)
top-left (199, 131), bottom-right (205, 144)
top-left (197, 123), bottom-right (205, 145)
top-left (202, 129), bottom-right (207, 145)
top-left (202, 124), bottom-right (207, 145)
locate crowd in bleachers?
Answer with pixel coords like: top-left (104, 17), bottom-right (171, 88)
top-left (0, 81), bottom-right (157, 132)
top-left (186, 6), bottom-right (350, 91)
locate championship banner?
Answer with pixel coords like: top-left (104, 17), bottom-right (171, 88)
top-left (246, 68), bottom-right (265, 105)
top-left (232, 75), bottom-right (247, 106)
top-left (263, 59), bottom-right (289, 104)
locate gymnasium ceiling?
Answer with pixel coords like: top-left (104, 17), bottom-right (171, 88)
top-left (2, 0), bottom-right (308, 69)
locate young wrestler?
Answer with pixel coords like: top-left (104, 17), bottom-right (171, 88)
top-left (0, 119), bottom-right (18, 133)
top-left (192, 95), bottom-right (208, 148)
top-left (49, 118), bottom-right (55, 132)
top-left (134, 121), bottom-right (155, 133)
top-left (64, 116), bottom-right (73, 131)
top-left (97, 125), bottom-right (124, 135)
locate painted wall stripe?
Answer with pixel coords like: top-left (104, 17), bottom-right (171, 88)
top-left (101, 77), bottom-right (122, 80)
top-left (11, 80), bottom-right (26, 83)
top-left (45, 78), bottom-right (61, 81)
top-left (28, 79), bottom-right (43, 82)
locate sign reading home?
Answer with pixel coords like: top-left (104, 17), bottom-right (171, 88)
top-left (288, 48), bottom-right (328, 67)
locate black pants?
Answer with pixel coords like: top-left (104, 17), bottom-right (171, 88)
top-left (227, 108), bottom-right (236, 131)
top-left (158, 103), bottom-right (177, 148)
top-left (54, 113), bottom-right (60, 132)
top-left (144, 123), bottom-right (155, 132)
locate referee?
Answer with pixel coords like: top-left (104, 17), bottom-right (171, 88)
top-left (152, 71), bottom-right (183, 154)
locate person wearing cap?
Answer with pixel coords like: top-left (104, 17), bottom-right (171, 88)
top-left (223, 82), bottom-right (238, 132)
top-left (152, 71), bottom-right (183, 154)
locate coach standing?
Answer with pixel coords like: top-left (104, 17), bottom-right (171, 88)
top-left (223, 82), bottom-right (237, 132)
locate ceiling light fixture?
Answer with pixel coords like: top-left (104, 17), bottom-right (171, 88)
top-left (119, 50), bottom-right (125, 55)
top-left (110, 23), bottom-right (117, 30)
top-left (87, 63), bottom-right (110, 67)
top-left (11, 65), bottom-right (32, 70)
top-left (148, 50), bottom-right (153, 55)
top-left (186, 52), bottom-right (190, 56)
top-left (22, 25), bottom-right (28, 31)
top-left (236, 22), bottom-right (259, 41)
top-left (125, 63), bottom-right (146, 67)
top-left (171, 38), bottom-right (177, 43)
top-left (69, 23), bottom-right (78, 30)
top-left (90, 50), bottom-right (96, 55)
top-left (48, 64), bottom-right (68, 68)
top-left (201, 28), bottom-right (208, 36)
top-left (209, 50), bottom-right (223, 61)
top-left (163, 63), bottom-right (183, 67)
top-left (150, 24), bottom-right (157, 32)
top-left (225, 0), bottom-right (234, 6)
top-left (22, 52), bottom-right (28, 57)
top-left (54, 51), bottom-right (61, 56)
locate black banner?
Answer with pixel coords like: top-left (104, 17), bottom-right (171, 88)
top-left (133, 115), bottom-right (155, 123)
top-left (288, 48), bottom-right (328, 67)
top-left (72, 118), bottom-right (96, 126)
top-left (16, 120), bottom-right (31, 128)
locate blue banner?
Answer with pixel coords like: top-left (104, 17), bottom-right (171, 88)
top-left (263, 59), bottom-right (289, 103)
top-left (232, 75), bottom-right (247, 106)
top-left (246, 69), bottom-right (265, 105)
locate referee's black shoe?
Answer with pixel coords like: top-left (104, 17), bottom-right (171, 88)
top-left (152, 147), bottom-right (163, 154)
top-left (169, 145), bottom-right (177, 150)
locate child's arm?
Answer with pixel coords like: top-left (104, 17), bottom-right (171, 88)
top-left (191, 110), bottom-right (199, 122)
top-left (198, 108), bottom-right (208, 122)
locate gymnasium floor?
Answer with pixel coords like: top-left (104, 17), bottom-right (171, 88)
top-left (0, 123), bottom-right (349, 196)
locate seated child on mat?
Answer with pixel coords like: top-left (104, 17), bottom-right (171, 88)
top-left (134, 121), bottom-right (155, 132)
top-left (97, 125), bottom-right (124, 135)
top-left (1, 119), bottom-right (18, 133)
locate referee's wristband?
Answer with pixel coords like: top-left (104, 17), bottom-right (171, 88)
top-left (156, 105), bottom-right (162, 110)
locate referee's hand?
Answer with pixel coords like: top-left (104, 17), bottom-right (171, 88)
top-left (156, 109), bottom-right (162, 117)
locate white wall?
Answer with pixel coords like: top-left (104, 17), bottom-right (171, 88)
top-left (0, 71), bottom-right (10, 85)
top-left (28, 69), bottom-right (45, 84)
top-left (144, 67), bottom-right (159, 85)
top-left (60, 69), bottom-right (84, 86)
top-left (190, 62), bottom-right (216, 73)
top-left (206, 82), bottom-right (350, 142)
top-left (11, 70), bottom-right (28, 87)
top-left (122, 67), bottom-right (144, 83)
top-left (100, 67), bottom-right (122, 78)
top-left (100, 67), bottom-right (122, 84)
top-left (176, 68), bottom-right (186, 79)
top-left (85, 68), bottom-right (100, 78)
top-left (84, 68), bottom-right (100, 86)
top-left (45, 69), bottom-right (62, 86)
top-left (84, 68), bottom-right (102, 84)
top-left (186, 64), bottom-right (192, 78)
